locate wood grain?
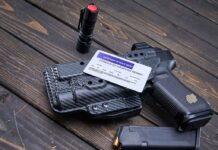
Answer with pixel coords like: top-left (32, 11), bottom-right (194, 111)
top-left (135, 0), bottom-right (218, 49)
top-left (0, 85), bottom-right (95, 150)
top-left (27, 0), bottom-right (218, 78)
top-left (200, 115), bottom-right (218, 150)
top-left (177, 0), bottom-right (218, 24)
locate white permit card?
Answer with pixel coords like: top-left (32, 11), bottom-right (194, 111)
top-left (83, 50), bottom-right (151, 92)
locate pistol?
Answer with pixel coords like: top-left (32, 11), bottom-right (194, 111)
top-left (128, 42), bottom-right (213, 131)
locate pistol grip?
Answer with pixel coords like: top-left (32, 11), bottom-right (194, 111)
top-left (151, 72), bottom-right (213, 131)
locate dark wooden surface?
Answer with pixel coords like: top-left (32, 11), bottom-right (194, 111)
top-left (0, 85), bottom-right (95, 150)
top-left (0, 0), bottom-right (217, 149)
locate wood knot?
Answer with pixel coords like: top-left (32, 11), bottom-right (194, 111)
top-left (26, 20), bottom-right (48, 35)
top-left (0, 0), bottom-right (14, 12)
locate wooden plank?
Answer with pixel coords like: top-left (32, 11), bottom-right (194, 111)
top-left (0, 28), bottom-right (153, 150)
top-left (135, 0), bottom-right (218, 48)
top-left (27, 0), bottom-right (218, 78)
top-left (11, 0), bottom-right (218, 113)
top-left (176, 0), bottom-right (218, 24)
top-left (0, 85), bottom-right (95, 150)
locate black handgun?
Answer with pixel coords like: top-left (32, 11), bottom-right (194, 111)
top-left (128, 42), bottom-right (213, 131)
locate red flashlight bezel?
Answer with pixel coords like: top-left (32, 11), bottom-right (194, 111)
top-left (87, 4), bottom-right (98, 13)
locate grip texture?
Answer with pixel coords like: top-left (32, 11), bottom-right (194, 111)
top-left (152, 72), bottom-right (213, 130)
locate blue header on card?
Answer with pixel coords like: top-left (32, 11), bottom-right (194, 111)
top-left (97, 52), bottom-right (134, 69)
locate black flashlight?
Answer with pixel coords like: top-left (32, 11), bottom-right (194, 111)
top-left (76, 3), bottom-right (98, 53)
